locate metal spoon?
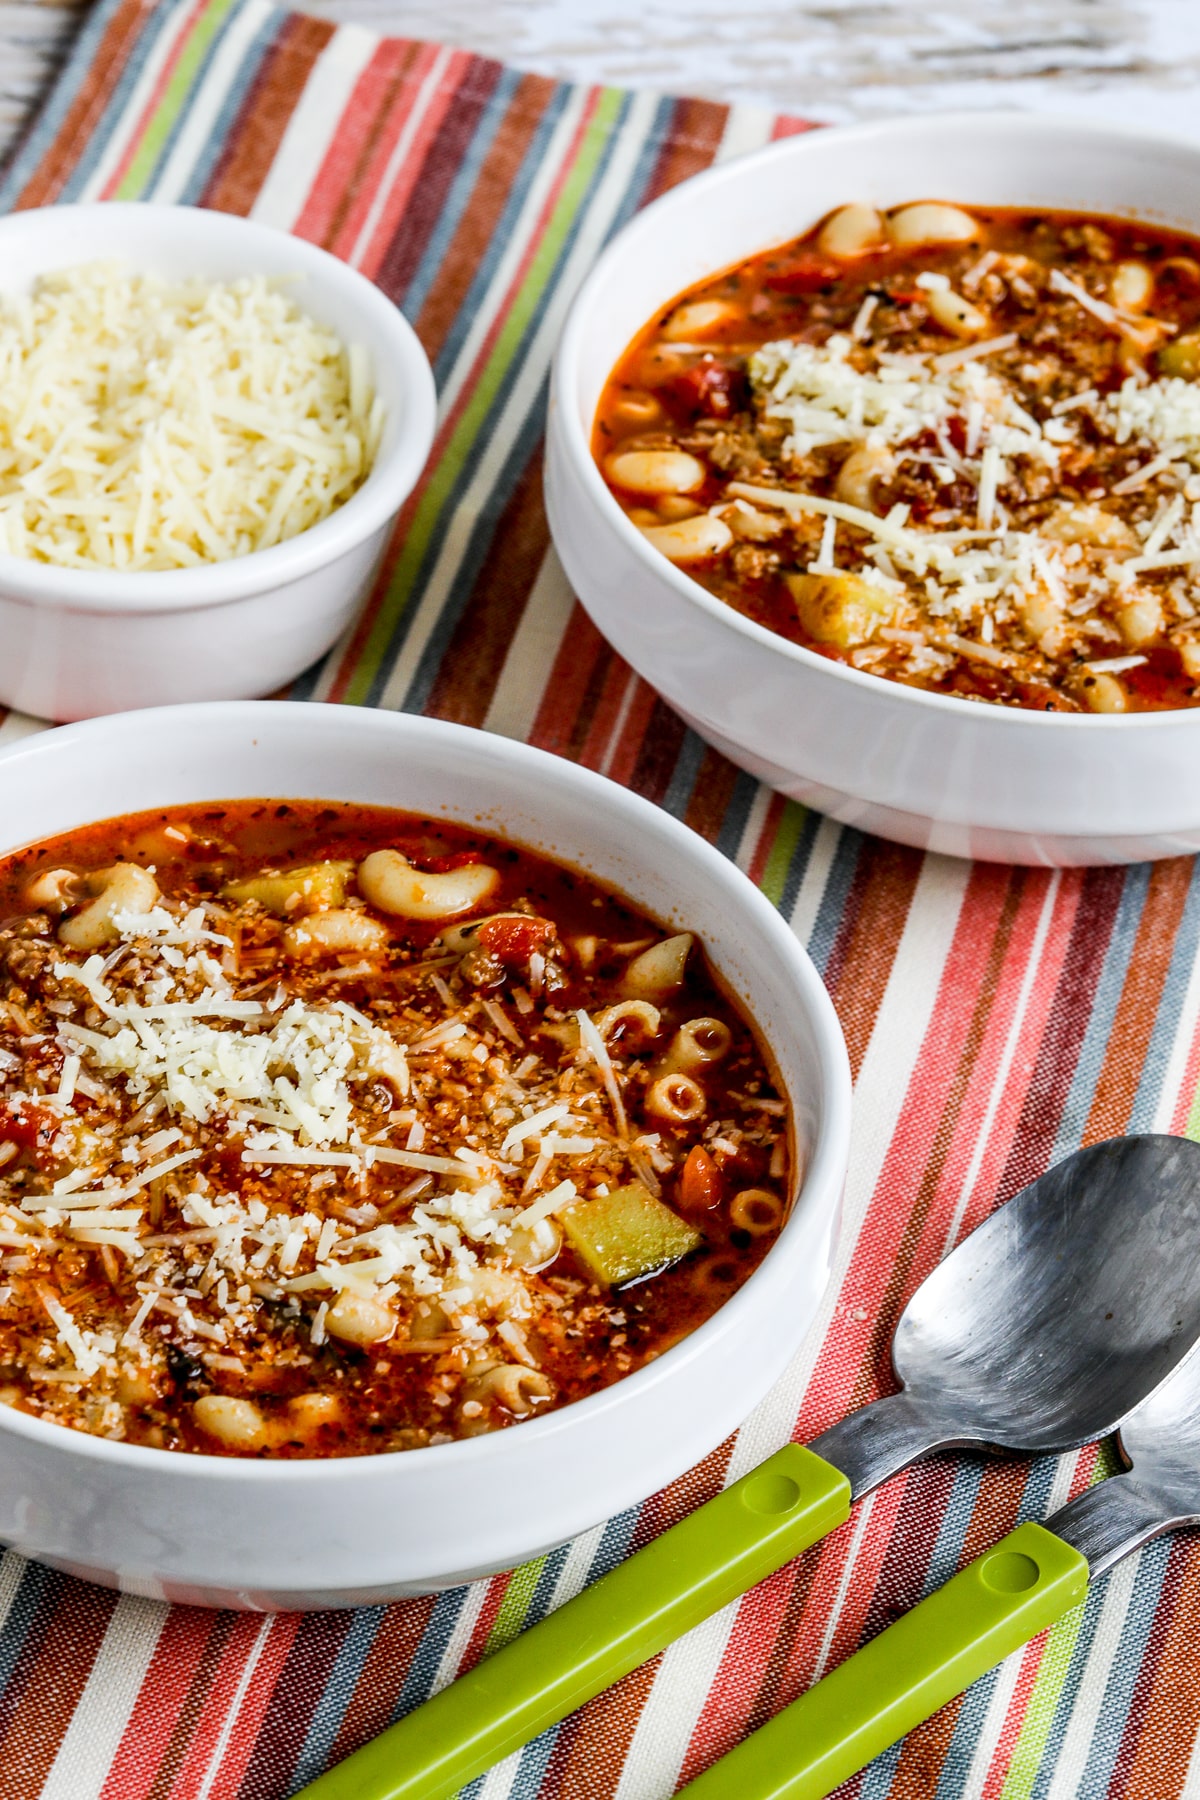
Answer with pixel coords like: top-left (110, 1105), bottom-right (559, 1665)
top-left (809, 1129), bottom-right (1200, 1499)
top-left (680, 1249), bottom-right (1200, 1800)
top-left (297, 1134), bottom-right (1200, 1800)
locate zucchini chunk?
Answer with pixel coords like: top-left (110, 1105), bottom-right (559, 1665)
top-left (221, 860), bottom-right (353, 915)
top-left (1158, 330), bottom-right (1200, 380)
top-left (562, 1182), bottom-right (704, 1287)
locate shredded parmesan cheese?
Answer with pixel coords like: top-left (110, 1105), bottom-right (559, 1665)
top-left (1048, 268), bottom-right (1122, 329)
top-left (0, 263), bottom-right (383, 572)
top-left (512, 1178), bottom-right (578, 1229)
top-left (749, 334), bottom-right (1055, 468)
top-left (1105, 379), bottom-right (1200, 472)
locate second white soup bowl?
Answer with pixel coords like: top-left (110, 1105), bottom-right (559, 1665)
top-left (546, 114), bottom-right (1200, 866)
top-left (0, 703), bottom-right (850, 1609)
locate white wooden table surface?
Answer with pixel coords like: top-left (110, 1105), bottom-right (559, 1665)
top-left (2, 1), bottom-right (1199, 168)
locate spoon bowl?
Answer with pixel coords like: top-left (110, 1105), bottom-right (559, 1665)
top-left (815, 1135), bottom-right (1200, 1491)
top-left (897, 1135), bottom-right (1200, 1446)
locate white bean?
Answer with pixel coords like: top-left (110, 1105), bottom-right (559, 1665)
top-left (193, 1395), bottom-right (270, 1450)
top-left (59, 863), bottom-right (159, 949)
top-left (358, 849), bottom-right (498, 921)
top-left (326, 1290), bottom-right (397, 1346)
top-left (612, 392), bottom-right (663, 428)
top-left (817, 203), bottom-right (886, 258)
top-left (887, 203), bottom-right (980, 248)
top-left (1111, 260), bottom-right (1154, 311)
top-left (605, 449), bottom-right (707, 495)
top-left (1018, 582), bottom-right (1067, 657)
top-left (1079, 671), bottom-right (1128, 714)
top-left (656, 494), bottom-right (704, 522)
top-left (287, 1393), bottom-right (343, 1431)
top-left (638, 514), bottom-right (732, 562)
top-left (1117, 586), bottom-right (1163, 648)
top-left (660, 299), bottom-right (738, 341)
top-left (925, 287), bottom-right (989, 340)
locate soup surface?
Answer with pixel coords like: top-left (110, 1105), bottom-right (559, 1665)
top-left (0, 804), bottom-right (787, 1458)
top-left (595, 202), bottom-right (1200, 712)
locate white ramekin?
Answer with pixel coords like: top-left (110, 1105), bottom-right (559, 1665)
top-left (546, 113), bottom-right (1200, 866)
top-left (0, 205), bottom-right (436, 722)
top-left (0, 704), bottom-right (850, 1609)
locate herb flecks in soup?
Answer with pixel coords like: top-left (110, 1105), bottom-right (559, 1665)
top-left (0, 805), bottom-right (787, 1458)
top-left (596, 203), bottom-right (1200, 712)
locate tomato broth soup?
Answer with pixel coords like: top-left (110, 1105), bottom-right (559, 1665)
top-left (0, 804), bottom-right (788, 1458)
top-left (595, 201), bottom-right (1200, 713)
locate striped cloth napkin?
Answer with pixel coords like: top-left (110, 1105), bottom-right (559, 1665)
top-left (1, 2), bottom-right (1198, 1795)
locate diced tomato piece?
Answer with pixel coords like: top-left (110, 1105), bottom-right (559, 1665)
top-left (1, 1102), bottom-right (58, 1155)
top-left (764, 255), bottom-right (844, 294)
top-left (477, 915), bottom-right (556, 963)
top-left (677, 1144), bottom-right (723, 1214)
top-left (945, 416), bottom-right (969, 454)
top-left (663, 359), bottom-right (748, 421)
top-left (412, 847), bottom-right (493, 874)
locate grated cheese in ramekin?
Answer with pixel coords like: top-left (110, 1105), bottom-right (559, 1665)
top-left (0, 262), bottom-right (384, 572)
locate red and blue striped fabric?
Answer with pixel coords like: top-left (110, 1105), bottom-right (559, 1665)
top-left (1, 1), bottom-right (1198, 1793)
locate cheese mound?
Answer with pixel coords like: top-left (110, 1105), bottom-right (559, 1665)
top-left (1105, 375), bottom-right (1200, 469)
top-left (0, 262), bottom-right (384, 571)
top-left (16, 901), bottom-right (617, 1348)
top-left (749, 334), bottom-right (1056, 466)
top-left (736, 334), bottom-right (1200, 645)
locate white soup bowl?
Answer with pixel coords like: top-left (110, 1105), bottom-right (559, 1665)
top-left (0, 703), bottom-right (850, 1608)
top-left (547, 114), bottom-right (1200, 865)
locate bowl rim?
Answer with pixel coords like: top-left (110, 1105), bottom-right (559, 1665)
top-left (551, 108), bottom-right (1200, 736)
top-left (0, 701), bottom-right (852, 1482)
top-left (0, 204), bottom-right (438, 614)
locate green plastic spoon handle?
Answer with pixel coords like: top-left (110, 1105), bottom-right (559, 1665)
top-left (296, 1444), bottom-right (850, 1800)
top-left (678, 1520), bottom-right (1090, 1800)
